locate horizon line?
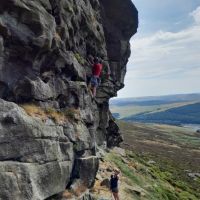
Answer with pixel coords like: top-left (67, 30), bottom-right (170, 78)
top-left (114, 92), bottom-right (200, 100)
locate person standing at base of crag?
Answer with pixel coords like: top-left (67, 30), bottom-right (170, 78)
top-left (89, 57), bottom-right (110, 98)
top-left (110, 168), bottom-right (120, 200)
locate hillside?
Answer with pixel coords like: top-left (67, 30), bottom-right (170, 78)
top-left (110, 94), bottom-right (200, 126)
top-left (88, 121), bottom-right (200, 200)
top-left (119, 121), bottom-right (200, 196)
top-left (123, 102), bottom-right (200, 125)
top-left (110, 93), bottom-right (200, 107)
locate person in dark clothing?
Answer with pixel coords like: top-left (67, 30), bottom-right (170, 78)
top-left (110, 168), bottom-right (120, 200)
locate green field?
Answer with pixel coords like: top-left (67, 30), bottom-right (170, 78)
top-left (110, 94), bottom-right (200, 126)
top-left (121, 102), bottom-right (200, 125)
top-left (117, 121), bottom-right (200, 199)
top-left (110, 101), bottom-right (196, 119)
top-left (91, 120), bottom-right (200, 200)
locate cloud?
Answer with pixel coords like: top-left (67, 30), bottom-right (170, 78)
top-left (118, 5), bottom-right (200, 97)
top-left (128, 7), bottom-right (200, 80)
top-left (190, 6), bottom-right (200, 24)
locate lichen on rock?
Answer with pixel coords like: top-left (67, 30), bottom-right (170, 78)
top-left (0, 0), bottom-right (138, 199)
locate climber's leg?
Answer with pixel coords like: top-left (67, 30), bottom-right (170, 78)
top-left (93, 86), bottom-right (97, 97)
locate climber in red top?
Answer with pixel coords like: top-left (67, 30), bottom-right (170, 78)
top-left (89, 57), bottom-right (110, 97)
top-left (93, 59), bottom-right (103, 77)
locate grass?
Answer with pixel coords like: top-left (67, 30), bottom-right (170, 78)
top-left (21, 104), bottom-right (47, 121)
top-left (45, 107), bottom-right (66, 123)
top-left (93, 120), bottom-right (200, 199)
top-left (21, 104), bottom-right (66, 123)
top-left (169, 133), bottom-right (200, 148)
top-left (63, 107), bottom-right (80, 121)
top-left (71, 185), bottom-right (87, 197)
top-left (150, 185), bottom-right (177, 200)
top-left (74, 53), bottom-right (85, 65)
top-left (21, 104), bottom-right (80, 123)
top-left (117, 120), bottom-right (200, 150)
top-left (110, 102), bottom-right (191, 119)
top-left (105, 150), bottom-right (200, 200)
top-left (106, 153), bottom-right (143, 187)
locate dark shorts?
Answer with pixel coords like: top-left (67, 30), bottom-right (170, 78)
top-left (90, 76), bottom-right (100, 87)
top-left (111, 187), bottom-right (119, 193)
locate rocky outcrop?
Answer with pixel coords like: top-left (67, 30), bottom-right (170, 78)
top-left (0, 0), bottom-right (138, 199)
top-left (0, 99), bottom-right (74, 200)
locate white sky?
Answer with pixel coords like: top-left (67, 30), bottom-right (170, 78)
top-left (117, 0), bottom-right (200, 98)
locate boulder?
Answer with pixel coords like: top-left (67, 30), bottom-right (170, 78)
top-left (100, 178), bottom-right (110, 188)
top-left (112, 147), bottom-right (126, 157)
top-left (187, 173), bottom-right (200, 179)
top-left (0, 161), bottom-right (72, 200)
top-left (0, 99), bottom-right (74, 199)
top-left (72, 156), bottom-right (99, 188)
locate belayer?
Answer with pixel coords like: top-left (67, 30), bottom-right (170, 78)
top-left (110, 168), bottom-right (120, 200)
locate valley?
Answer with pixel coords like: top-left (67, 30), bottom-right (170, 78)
top-left (91, 121), bottom-right (200, 200)
top-left (110, 94), bottom-right (200, 127)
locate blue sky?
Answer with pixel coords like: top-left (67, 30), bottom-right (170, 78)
top-left (117, 0), bottom-right (200, 98)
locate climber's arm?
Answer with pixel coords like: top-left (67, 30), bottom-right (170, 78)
top-left (107, 64), bottom-right (111, 78)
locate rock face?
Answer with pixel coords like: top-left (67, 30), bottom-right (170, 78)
top-left (0, 0), bottom-right (138, 199)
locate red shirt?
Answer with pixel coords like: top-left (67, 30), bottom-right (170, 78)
top-left (92, 63), bottom-right (103, 77)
